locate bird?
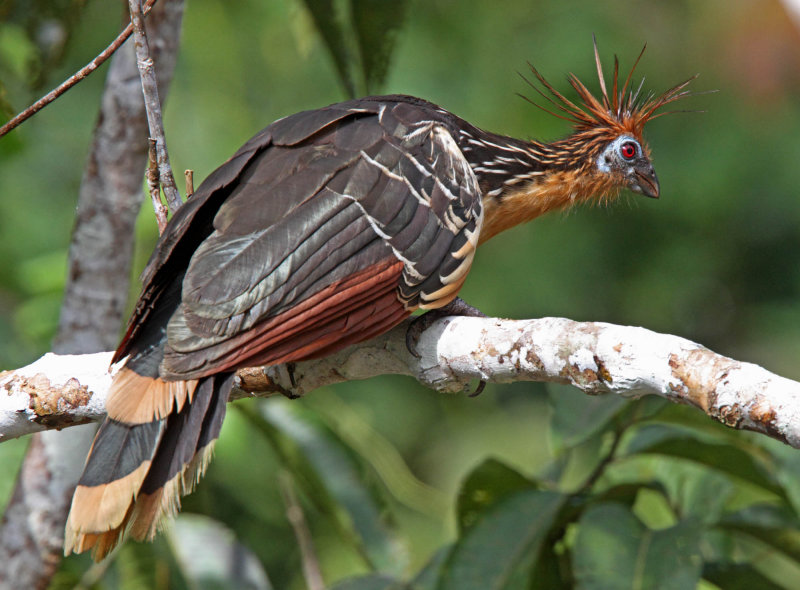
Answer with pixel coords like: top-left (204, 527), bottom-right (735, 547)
top-left (64, 41), bottom-right (694, 559)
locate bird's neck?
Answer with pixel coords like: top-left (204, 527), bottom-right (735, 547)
top-left (479, 168), bottom-right (620, 243)
top-left (458, 128), bottom-right (615, 244)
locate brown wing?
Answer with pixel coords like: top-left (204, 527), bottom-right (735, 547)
top-left (144, 97), bottom-right (482, 380)
top-left (112, 106), bottom-right (364, 365)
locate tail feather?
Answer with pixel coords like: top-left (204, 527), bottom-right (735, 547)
top-left (105, 367), bottom-right (199, 424)
top-left (129, 373), bottom-right (232, 541)
top-left (66, 419), bottom-right (163, 534)
top-left (65, 371), bottom-right (233, 560)
top-left (184, 373), bottom-right (232, 491)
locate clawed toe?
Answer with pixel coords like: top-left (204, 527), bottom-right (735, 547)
top-left (405, 297), bottom-right (488, 358)
top-left (405, 313), bottom-right (439, 358)
top-left (469, 380), bottom-right (487, 397)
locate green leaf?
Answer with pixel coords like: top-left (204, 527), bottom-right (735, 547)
top-left (300, 0), bottom-right (407, 96)
top-left (701, 563), bottom-right (785, 590)
top-left (304, 393), bottom-right (449, 517)
top-left (667, 467), bottom-right (735, 525)
top-left (16, 249), bottom-right (68, 294)
top-left (539, 429), bottom-right (610, 489)
top-left (300, 0), bottom-right (356, 97)
top-left (436, 490), bottom-right (566, 590)
top-left (168, 514), bottom-right (273, 590)
top-left (717, 504), bottom-right (800, 564)
top-left (529, 535), bottom-right (573, 590)
top-left (583, 481), bottom-right (669, 510)
top-left (456, 458), bottom-right (537, 532)
top-left (573, 503), bottom-right (702, 590)
top-left (527, 482), bottom-right (670, 590)
top-left (237, 403), bottom-right (338, 516)
top-left (547, 384), bottom-right (627, 452)
top-left (644, 403), bottom-right (752, 442)
top-left (329, 574), bottom-right (411, 590)
top-left (350, 0), bottom-right (408, 93)
top-left (412, 546), bottom-right (451, 590)
top-left (249, 400), bottom-right (406, 573)
top-left (772, 447), bottom-right (800, 517)
top-left (0, 23), bottom-right (38, 80)
top-left (624, 434), bottom-right (785, 500)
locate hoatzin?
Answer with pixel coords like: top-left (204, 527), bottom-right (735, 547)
top-left (65, 43), bottom-right (694, 559)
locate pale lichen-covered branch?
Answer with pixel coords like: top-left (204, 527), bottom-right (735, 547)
top-left (3, 317), bottom-right (800, 447)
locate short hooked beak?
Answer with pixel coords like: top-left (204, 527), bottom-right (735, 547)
top-left (631, 163), bottom-right (660, 199)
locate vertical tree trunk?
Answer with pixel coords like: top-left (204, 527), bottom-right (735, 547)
top-left (0, 2), bottom-right (185, 587)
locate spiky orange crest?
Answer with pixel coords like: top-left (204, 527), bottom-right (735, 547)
top-left (521, 39), bottom-right (697, 142)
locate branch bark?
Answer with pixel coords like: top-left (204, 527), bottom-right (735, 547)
top-left (3, 316), bottom-right (799, 448)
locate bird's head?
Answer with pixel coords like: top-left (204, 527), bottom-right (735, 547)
top-left (478, 41), bottom-right (700, 243)
top-left (521, 39), bottom-right (697, 202)
top-left (595, 134), bottom-right (659, 198)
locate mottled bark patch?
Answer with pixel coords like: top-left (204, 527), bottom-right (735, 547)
top-left (668, 349), bottom-right (723, 412)
top-left (667, 349), bottom-right (783, 439)
top-left (234, 367), bottom-right (277, 395)
top-left (7, 373), bottom-right (94, 429)
top-left (594, 355), bottom-right (613, 383)
top-left (22, 374), bottom-right (92, 416)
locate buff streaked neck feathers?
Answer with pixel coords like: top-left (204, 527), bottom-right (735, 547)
top-left (479, 167), bottom-right (622, 244)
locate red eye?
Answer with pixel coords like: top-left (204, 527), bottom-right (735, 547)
top-left (620, 142), bottom-right (637, 159)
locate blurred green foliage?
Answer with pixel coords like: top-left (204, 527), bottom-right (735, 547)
top-left (2, 0), bottom-right (800, 588)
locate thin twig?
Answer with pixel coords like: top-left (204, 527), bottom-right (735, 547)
top-left (147, 139), bottom-right (168, 233)
top-left (278, 471), bottom-right (326, 590)
top-left (184, 169), bottom-right (194, 197)
top-left (0, 0), bottom-right (159, 140)
top-left (128, 0), bottom-right (183, 215)
top-left (578, 425), bottom-right (626, 493)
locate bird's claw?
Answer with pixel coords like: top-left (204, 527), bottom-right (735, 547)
top-left (405, 297), bottom-right (486, 359)
top-left (278, 363), bottom-right (301, 399)
top-left (405, 312), bottom-right (437, 359)
top-left (468, 380), bottom-right (487, 397)
top-left (405, 298), bottom-right (489, 399)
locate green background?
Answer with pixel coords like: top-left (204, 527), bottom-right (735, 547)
top-left (2, 0), bottom-right (800, 588)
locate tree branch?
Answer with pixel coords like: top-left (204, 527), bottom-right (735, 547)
top-left (3, 317), bottom-right (799, 447)
top-left (129, 0), bottom-right (182, 215)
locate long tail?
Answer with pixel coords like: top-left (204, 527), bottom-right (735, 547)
top-left (64, 359), bottom-right (233, 560)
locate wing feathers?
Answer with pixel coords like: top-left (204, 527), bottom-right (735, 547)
top-left (164, 258), bottom-right (405, 375)
top-left (158, 103), bottom-right (483, 378)
top-left (270, 106), bottom-right (367, 146)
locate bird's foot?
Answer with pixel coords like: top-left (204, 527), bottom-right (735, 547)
top-left (278, 362), bottom-right (301, 399)
top-left (405, 297), bottom-right (486, 358)
top-left (468, 380), bottom-right (487, 397)
top-left (405, 297), bottom-right (488, 396)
